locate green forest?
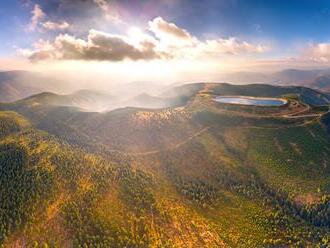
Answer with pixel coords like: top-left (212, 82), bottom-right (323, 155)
top-left (0, 83), bottom-right (330, 247)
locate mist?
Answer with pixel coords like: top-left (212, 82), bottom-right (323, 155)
top-left (0, 68), bottom-right (198, 112)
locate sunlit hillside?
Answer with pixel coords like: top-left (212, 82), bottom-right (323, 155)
top-left (0, 82), bottom-right (329, 247)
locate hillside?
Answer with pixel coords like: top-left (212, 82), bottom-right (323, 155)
top-left (0, 83), bottom-right (330, 247)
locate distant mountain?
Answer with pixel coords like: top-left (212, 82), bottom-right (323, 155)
top-left (0, 71), bottom-right (186, 105)
top-left (307, 75), bottom-right (330, 91)
top-left (123, 89), bottom-right (196, 109)
top-left (271, 69), bottom-right (324, 84)
top-left (0, 70), bottom-right (69, 102)
top-left (10, 88), bottom-right (190, 113)
top-left (13, 89), bottom-right (117, 112)
top-left (221, 68), bottom-right (330, 91)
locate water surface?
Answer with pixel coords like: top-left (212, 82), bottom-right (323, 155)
top-left (214, 96), bottom-right (287, 106)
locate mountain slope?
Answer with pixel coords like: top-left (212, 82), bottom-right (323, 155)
top-left (0, 112), bottom-right (230, 247)
top-left (0, 82), bottom-right (330, 247)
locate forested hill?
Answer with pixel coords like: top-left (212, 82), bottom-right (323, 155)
top-left (0, 83), bottom-right (330, 247)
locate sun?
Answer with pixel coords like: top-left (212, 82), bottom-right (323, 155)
top-left (127, 26), bottom-right (146, 46)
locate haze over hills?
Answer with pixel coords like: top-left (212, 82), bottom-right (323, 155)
top-left (0, 71), bottom-right (71, 102)
top-left (3, 69), bottom-right (330, 107)
top-left (5, 88), bottom-right (190, 113)
top-left (0, 71), bottom-right (186, 108)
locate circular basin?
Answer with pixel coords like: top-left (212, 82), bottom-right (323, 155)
top-left (213, 96), bottom-right (287, 106)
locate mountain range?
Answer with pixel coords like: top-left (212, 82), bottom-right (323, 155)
top-left (3, 68), bottom-right (330, 104)
top-left (221, 68), bottom-right (330, 90)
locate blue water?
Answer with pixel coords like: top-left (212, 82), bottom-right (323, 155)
top-left (214, 96), bottom-right (287, 106)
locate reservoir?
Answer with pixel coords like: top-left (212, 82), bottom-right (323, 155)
top-left (214, 96), bottom-right (287, 106)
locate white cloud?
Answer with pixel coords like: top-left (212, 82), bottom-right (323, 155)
top-left (16, 48), bottom-right (34, 58)
top-left (27, 4), bottom-right (45, 31)
top-left (94, 0), bottom-right (122, 24)
top-left (42, 21), bottom-right (70, 31)
top-left (149, 17), bottom-right (195, 46)
top-left (148, 17), bottom-right (267, 57)
top-left (26, 4), bottom-right (71, 32)
top-left (304, 43), bottom-right (330, 62)
top-left (200, 38), bottom-right (267, 55)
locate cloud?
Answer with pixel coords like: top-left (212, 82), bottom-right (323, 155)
top-left (304, 43), bottom-right (330, 62)
top-left (24, 16), bottom-right (267, 62)
top-left (200, 38), bottom-right (267, 55)
top-left (148, 17), bottom-right (266, 56)
top-left (94, 0), bottom-right (122, 23)
top-left (42, 21), bottom-right (70, 31)
top-left (26, 3), bottom-right (71, 32)
top-left (149, 17), bottom-right (193, 42)
top-left (16, 48), bottom-right (34, 58)
top-left (27, 4), bottom-right (45, 31)
top-left (28, 30), bottom-right (165, 62)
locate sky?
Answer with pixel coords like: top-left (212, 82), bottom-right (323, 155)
top-left (2, 0), bottom-right (330, 81)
